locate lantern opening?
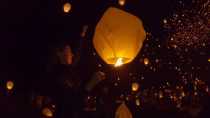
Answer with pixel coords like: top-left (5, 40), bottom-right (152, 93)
top-left (114, 57), bottom-right (124, 67)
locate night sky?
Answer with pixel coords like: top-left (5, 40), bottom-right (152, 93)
top-left (1, 0), bottom-right (210, 118)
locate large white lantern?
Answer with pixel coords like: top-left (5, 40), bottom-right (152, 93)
top-left (93, 7), bottom-right (146, 67)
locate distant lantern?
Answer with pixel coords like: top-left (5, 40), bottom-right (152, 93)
top-left (93, 7), bottom-right (146, 67)
top-left (118, 0), bottom-right (126, 6)
top-left (6, 80), bottom-right (14, 90)
top-left (42, 107), bottom-right (53, 117)
top-left (135, 99), bottom-right (141, 106)
top-left (143, 58), bottom-right (149, 65)
top-left (132, 82), bottom-right (139, 92)
top-left (63, 2), bottom-right (72, 13)
top-left (208, 58), bottom-right (210, 62)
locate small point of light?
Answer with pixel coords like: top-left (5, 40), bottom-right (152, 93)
top-left (163, 19), bottom-right (167, 24)
top-left (114, 57), bottom-right (124, 67)
top-left (6, 80), bottom-right (14, 90)
top-left (135, 99), bottom-right (141, 106)
top-left (181, 91), bottom-right (185, 97)
top-left (118, 0), bottom-right (126, 6)
top-left (63, 2), bottom-right (72, 13)
top-left (159, 91), bottom-right (163, 99)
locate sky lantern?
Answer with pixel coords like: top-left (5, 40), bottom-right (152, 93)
top-left (115, 102), bottom-right (133, 118)
top-left (135, 99), bottom-right (141, 106)
top-left (6, 80), bottom-right (14, 90)
top-left (63, 2), bottom-right (72, 13)
top-left (132, 82), bottom-right (139, 92)
top-left (93, 7), bottom-right (146, 67)
top-left (208, 58), bottom-right (210, 62)
top-left (143, 58), bottom-right (149, 65)
top-left (118, 0), bottom-right (126, 6)
top-left (42, 107), bottom-right (53, 117)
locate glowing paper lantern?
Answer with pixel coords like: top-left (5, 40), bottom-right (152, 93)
top-left (208, 58), bottom-right (210, 62)
top-left (143, 58), bottom-right (149, 65)
top-left (118, 0), bottom-right (126, 6)
top-left (135, 99), bottom-right (141, 106)
top-left (42, 107), bottom-right (53, 117)
top-left (63, 2), bottom-right (72, 13)
top-left (6, 80), bottom-right (14, 90)
top-left (132, 82), bottom-right (139, 92)
top-left (93, 7), bottom-right (146, 66)
top-left (115, 103), bottom-right (133, 118)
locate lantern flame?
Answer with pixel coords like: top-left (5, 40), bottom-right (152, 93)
top-left (115, 58), bottom-right (123, 67)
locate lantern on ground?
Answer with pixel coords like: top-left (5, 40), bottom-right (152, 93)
top-left (93, 7), bottom-right (146, 67)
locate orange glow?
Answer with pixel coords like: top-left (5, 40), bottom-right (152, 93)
top-left (114, 58), bottom-right (124, 67)
top-left (64, 45), bottom-right (73, 64)
top-left (42, 107), bottom-right (53, 117)
top-left (144, 58), bottom-right (149, 65)
top-left (118, 0), bottom-right (126, 6)
top-left (6, 80), bottom-right (14, 90)
top-left (63, 3), bottom-right (72, 13)
top-left (132, 82), bottom-right (139, 92)
top-left (93, 7), bottom-right (146, 66)
top-left (208, 58), bottom-right (210, 62)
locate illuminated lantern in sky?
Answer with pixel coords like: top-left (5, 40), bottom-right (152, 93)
top-left (115, 102), bottom-right (133, 118)
top-left (118, 0), bottom-right (126, 6)
top-left (93, 7), bottom-right (146, 67)
top-left (135, 99), bottom-right (141, 106)
top-left (132, 82), bottom-right (139, 92)
top-left (63, 2), bottom-right (72, 13)
top-left (143, 58), bottom-right (149, 65)
top-left (42, 107), bottom-right (53, 117)
top-left (6, 80), bottom-right (14, 90)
